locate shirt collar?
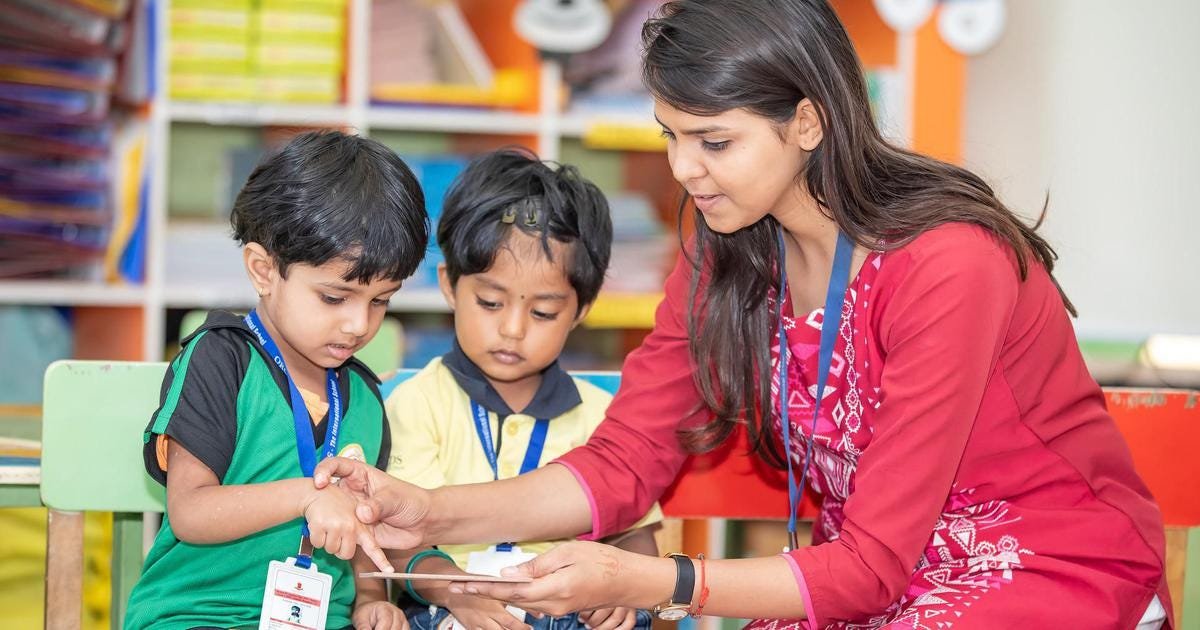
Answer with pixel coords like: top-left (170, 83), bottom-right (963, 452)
top-left (441, 340), bottom-right (581, 419)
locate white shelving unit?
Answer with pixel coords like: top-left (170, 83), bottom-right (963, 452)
top-left (0, 0), bottom-right (668, 360)
top-left (167, 102), bottom-right (353, 127)
top-left (0, 282), bottom-right (147, 308)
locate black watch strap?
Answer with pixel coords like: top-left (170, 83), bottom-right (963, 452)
top-left (669, 553), bottom-right (695, 606)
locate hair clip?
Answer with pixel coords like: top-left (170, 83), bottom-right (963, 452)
top-left (523, 207), bottom-right (541, 227)
top-left (501, 206), bottom-right (518, 224)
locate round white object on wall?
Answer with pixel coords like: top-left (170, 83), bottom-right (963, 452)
top-left (514, 0), bottom-right (613, 55)
top-left (873, 0), bottom-right (936, 33)
top-left (938, 0), bottom-right (1007, 56)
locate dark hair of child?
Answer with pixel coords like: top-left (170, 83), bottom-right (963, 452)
top-left (231, 130), bottom-right (430, 283)
top-left (437, 148), bottom-right (613, 311)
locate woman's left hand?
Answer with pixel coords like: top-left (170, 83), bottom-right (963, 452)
top-left (449, 541), bottom-right (651, 617)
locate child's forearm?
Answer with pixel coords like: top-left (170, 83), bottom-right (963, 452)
top-left (409, 554), bottom-right (469, 608)
top-left (354, 550), bottom-right (389, 605)
top-left (609, 525), bottom-right (660, 557)
top-left (167, 477), bottom-right (323, 544)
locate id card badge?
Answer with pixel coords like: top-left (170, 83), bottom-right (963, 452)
top-left (450, 545), bottom-right (537, 630)
top-left (259, 557), bottom-right (333, 630)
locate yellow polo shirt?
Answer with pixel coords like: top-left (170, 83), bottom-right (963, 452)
top-left (385, 353), bottom-right (662, 568)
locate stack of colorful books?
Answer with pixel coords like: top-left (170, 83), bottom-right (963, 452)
top-left (0, 0), bottom-right (152, 282)
top-left (170, 0), bottom-right (347, 104)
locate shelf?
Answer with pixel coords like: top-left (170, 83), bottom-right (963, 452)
top-left (168, 101), bottom-right (352, 127)
top-left (162, 284), bottom-right (450, 314)
top-left (584, 291), bottom-right (663, 329)
top-left (560, 110), bottom-right (658, 137)
top-left (368, 106), bottom-right (540, 135)
top-left (167, 100), bottom-right (543, 136)
top-left (0, 281), bottom-right (147, 307)
top-left (561, 111), bottom-right (666, 152)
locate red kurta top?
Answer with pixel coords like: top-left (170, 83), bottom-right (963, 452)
top-left (555, 224), bottom-right (1170, 628)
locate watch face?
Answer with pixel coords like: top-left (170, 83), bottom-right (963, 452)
top-left (657, 607), bottom-right (689, 621)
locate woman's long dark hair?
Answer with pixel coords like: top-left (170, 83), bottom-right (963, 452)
top-left (642, 0), bottom-right (1075, 465)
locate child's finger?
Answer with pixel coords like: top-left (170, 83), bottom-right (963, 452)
top-left (308, 527), bottom-right (327, 551)
top-left (593, 609), bottom-right (628, 630)
top-left (584, 607), bottom-right (614, 629)
top-left (338, 531), bottom-right (358, 560)
top-left (357, 528), bottom-right (395, 572)
top-left (493, 610), bottom-right (532, 630)
top-left (615, 611), bottom-right (638, 630)
top-left (320, 531), bottom-right (342, 559)
top-left (388, 604), bottom-right (409, 630)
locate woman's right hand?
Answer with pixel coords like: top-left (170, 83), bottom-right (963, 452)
top-left (313, 456), bottom-right (431, 550)
top-left (449, 542), bottom-right (652, 618)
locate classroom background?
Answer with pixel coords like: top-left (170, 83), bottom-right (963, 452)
top-left (0, 0), bottom-right (1197, 628)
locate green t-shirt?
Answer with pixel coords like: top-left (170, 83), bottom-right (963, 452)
top-left (124, 311), bottom-right (390, 630)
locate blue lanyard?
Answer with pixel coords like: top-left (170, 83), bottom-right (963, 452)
top-left (244, 310), bottom-right (341, 567)
top-left (469, 400), bottom-right (549, 481)
top-left (470, 400), bottom-right (549, 552)
top-left (776, 229), bottom-right (854, 551)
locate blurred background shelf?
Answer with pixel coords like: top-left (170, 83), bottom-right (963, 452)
top-left (367, 106), bottom-right (540, 134)
top-left (167, 101), bottom-right (353, 126)
top-left (0, 0), bottom-right (967, 373)
top-left (0, 0), bottom-right (978, 371)
top-left (0, 282), bottom-right (147, 308)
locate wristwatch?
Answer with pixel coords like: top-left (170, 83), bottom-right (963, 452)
top-left (653, 553), bottom-right (695, 621)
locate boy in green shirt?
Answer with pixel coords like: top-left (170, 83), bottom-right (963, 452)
top-left (125, 131), bottom-right (428, 630)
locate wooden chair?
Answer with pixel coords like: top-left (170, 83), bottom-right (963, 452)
top-left (41, 361), bottom-right (167, 630)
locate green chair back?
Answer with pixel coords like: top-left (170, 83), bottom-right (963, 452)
top-left (41, 360), bottom-right (169, 629)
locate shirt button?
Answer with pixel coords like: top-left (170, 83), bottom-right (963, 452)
top-left (505, 423), bottom-right (520, 436)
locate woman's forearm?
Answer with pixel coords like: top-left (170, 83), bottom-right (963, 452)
top-left (426, 464), bottom-right (593, 544)
top-left (617, 554), bottom-right (807, 619)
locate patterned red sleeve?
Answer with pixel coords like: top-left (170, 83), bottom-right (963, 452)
top-left (787, 226), bottom-right (1021, 625)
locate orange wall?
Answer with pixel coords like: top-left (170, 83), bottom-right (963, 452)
top-left (912, 10), bottom-right (965, 163)
top-left (73, 307), bottom-right (144, 361)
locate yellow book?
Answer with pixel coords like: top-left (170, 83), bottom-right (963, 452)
top-left (174, 0), bottom-right (252, 10)
top-left (104, 119), bottom-right (148, 283)
top-left (371, 69), bottom-right (531, 108)
top-left (169, 73), bottom-right (257, 101)
top-left (171, 7), bottom-right (250, 30)
top-left (171, 23), bottom-right (249, 43)
top-left (254, 43), bottom-right (344, 74)
top-left (256, 10), bottom-right (343, 35)
top-left (170, 38), bottom-right (250, 62)
top-left (259, 0), bottom-right (346, 16)
top-left (256, 74), bottom-right (342, 103)
top-left (582, 122), bottom-right (669, 152)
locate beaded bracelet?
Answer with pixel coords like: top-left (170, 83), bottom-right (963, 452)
top-left (691, 553), bottom-right (710, 618)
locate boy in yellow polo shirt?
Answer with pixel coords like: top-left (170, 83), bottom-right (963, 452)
top-left (384, 149), bottom-right (659, 630)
